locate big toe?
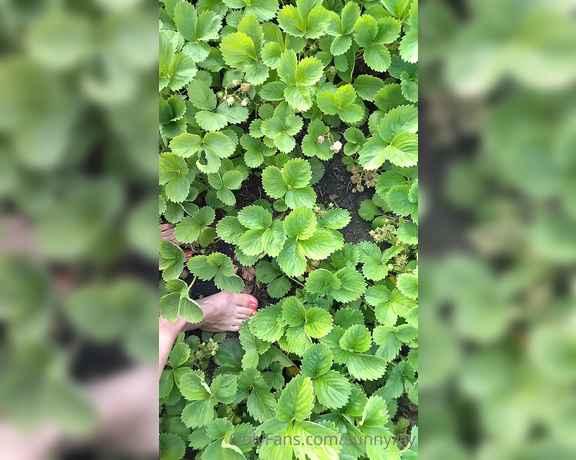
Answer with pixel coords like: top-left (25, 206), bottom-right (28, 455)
top-left (232, 293), bottom-right (258, 310)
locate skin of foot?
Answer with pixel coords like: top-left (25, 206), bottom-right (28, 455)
top-left (159, 291), bottom-right (258, 376)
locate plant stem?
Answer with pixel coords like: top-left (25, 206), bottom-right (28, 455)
top-left (189, 276), bottom-right (198, 290)
top-left (288, 276), bottom-right (305, 288)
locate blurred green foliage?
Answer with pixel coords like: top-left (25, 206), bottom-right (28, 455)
top-left (421, 0), bottom-right (576, 459)
top-left (0, 0), bottom-right (158, 443)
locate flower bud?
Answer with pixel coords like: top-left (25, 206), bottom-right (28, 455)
top-left (240, 98), bottom-right (249, 107)
top-left (231, 79), bottom-right (241, 86)
top-left (317, 135), bottom-right (325, 143)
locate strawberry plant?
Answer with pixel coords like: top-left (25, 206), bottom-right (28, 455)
top-left (159, 1), bottom-right (418, 459)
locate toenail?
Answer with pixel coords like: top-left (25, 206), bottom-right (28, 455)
top-left (249, 302), bottom-right (257, 310)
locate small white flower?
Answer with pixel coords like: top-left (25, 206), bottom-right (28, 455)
top-left (231, 79), bottom-right (241, 86)
top-left (317, 135), bottom-right (325, 143)
top-left (331, 141), bottom-right (343, 152)
top-left (226, 96), bottom-right (235, 106)
top-left (240, 98), bottom-right (249, 107)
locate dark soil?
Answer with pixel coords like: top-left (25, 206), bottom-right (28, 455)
top-left (315, 156), bottom-right (373, 244)
top-left (397, 395), bottom-right (419, 426)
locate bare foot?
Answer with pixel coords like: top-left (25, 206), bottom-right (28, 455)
top-left (180, 291), bottom-right (258, 333)
top-left (159, 291), bottom-right (258, 376)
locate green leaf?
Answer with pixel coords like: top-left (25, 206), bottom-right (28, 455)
top-left (386, 185), bottom-right (418, 217)
top-left (238, 205), bottom-right (273, 230)
top-left (250, 303), bottom-right (285, 342)
top-left (259, 81), bottom-right (287, 101)
top-left (301, 343), bottom-right (333, 378)
top-left (301, 120), bottom-right (332, 159)
top-left (397, 272), bottom-right (418, 299)
top-left (332, 267), bottom-right (366, 303)
top-left (160, 153), bottom-right (188, 185)
top-left (375, 84), bottom-right (407, 112)
top-left (180, 297), bottom-right (203, 324)
top-left (211, 374), bottom-right (239, 403)
top-left (401, 72), bottom-right (418, 103)
top-left (376, 171), bottom-right (406, 197)
top-left (305, 307), bottom-right (333, 338)
top-left (358, 136), bottom-right (386, 170)
top-left (277, 49), bottom-right (297, 86)
top-left (222, 170), bottom-right (243, 190)
top-left (346, 353), bottom-right (387, 381)
top-left (295, 56), bottom-right (324, 85)
top-left (239, 324), bottom-right (271, 369)
top-left (174, 2), bottom-right (220, 42)
top-left (353, 75), bottom-right (385, 102)
top-left (277, 0), bottom-right (330, 39)
top-left (340, 324), bottom-right (372, 353)
top-left (216, 216), bottom-right (246, 244)
top-left (159, 241), bottom-right (186, 281)
top-left (383, 0), bottom-right (412, 20)
top-left (317, 85), bottom-right (363, 123)
top-left (358, 200), bottom-right (380, 221)
top-left (262, 165), bottom-right (288, 198)
top-left (262, 158), bottom-right (316, 208)
top-left (179, 372), bottom-right (211, 401)
top-left (262, 220), bottom-right (287, 257)
top-left (277, 237), bottom-right (307, 276)
top-left (299, 229), bottom-right (340, 260)
top-left (261, 115), bottom-right (303, 153)
top-left (195, 111), bottom-right (227, 132)
top-left (379, 105), bottom-right (418, 143)
top-left (160, 433), bottom-right (186, 460)
top-left (375, 17), bottom-right (402, 43)
top-left (314, 370), bottom-right (352, 409)
top-left (364, 44), bottom-right (391, 72)
top-left (168, 54), bottom-right (197, 91)
top-left (216, 103), bottom-right (249, 125)
top-left (331, 35), bottom-right (352, 56)
top-left (284, 158), bottom-right (312, 187)
top-left (305, 269), bottom-right (341, 296)
top-left (276, 375), bottom-right (314, 422)
top-left (160, 293), bottom-right (180, 322)
top-left (284, 84), bottom-right (312, 112)
top-left (238, 228), bottom-right (266, 256)
top-left (362, 395), bottom-right (390, 426)
top-left (170, 133), bottom-right (202, 158)
top-left (340, 2), bottom-right (361, 35)
top-left (187, 80), bottom-right (216, 111)
top-left (282, 297), bottom-right (306, 327)
top-left (284, 207), bottom-right (317, 240)
top-left (255, 260), bottom-right (292, 298)
top-left (386, 131), bottom-right (418, 167)
top-left (214, 272), bottom-right (244, 293)
top-left (225, 0), bottom-right (279, 22)
top-left (183, 41), bottom-right (210, 62)
top-left (169, 342), bottom-right (191, 368)
top-left (239, 369), bottom-right (277, 423)
top-left (220, 32), bottom-right (258, 68)
top-left (165, 176), bottom-right (190, 203)
top-left (175, 207), bottom-right (215, 243)
top-left (353, 15), bottom-right (378, 47)
top-left (188, 253), bottom-right (244, 293)
top-left (204, 131), bottom-right (237, 159)
top-left (397, 221), bottom-right (418, 244)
